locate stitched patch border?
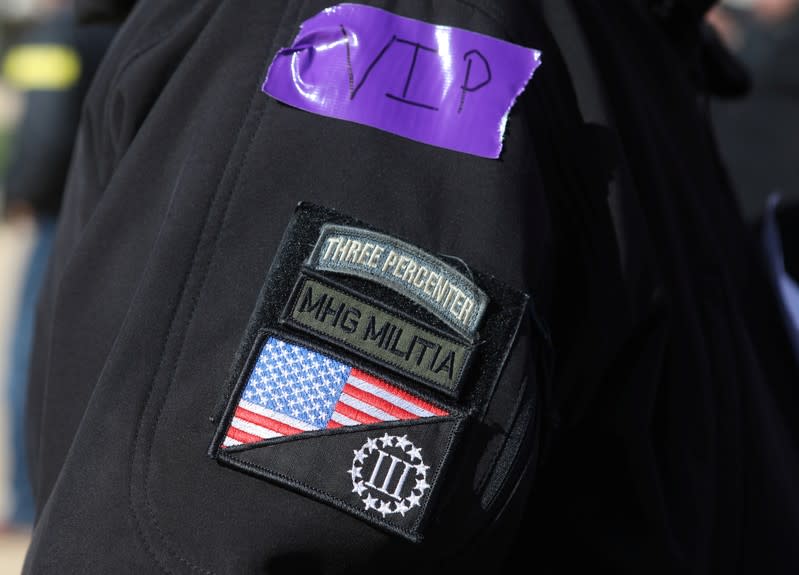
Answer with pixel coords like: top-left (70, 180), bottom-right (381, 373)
top-left (210, 328), bottom-right (466, 542)
top-left (210, 328), bottom-right (460, 455)
top-left (209, 203), bottom-right (533, 544)
top-left (217, 416), bottom-right (464, 542)
top-left (307, 224), bottom-right (489, 339)
top-left (279, 270), bottom-right (475, 397)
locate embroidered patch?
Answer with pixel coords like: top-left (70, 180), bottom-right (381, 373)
top-left (350, 433), bottom-right (430, 517)
top-left (262, 3), bottom-right (542, 158)
top-left (222, 336), bottom-right (448, 448)
top-left (308, 224), bottom-right (488, 339)
top-left (281, 275), bottom-right (472, 395)
top-left (218, 408), bottom-right (461, 540)
top-left (214, 333), bottom-right (463, 541)
top-left (211, 203), bottom-right (531, 542)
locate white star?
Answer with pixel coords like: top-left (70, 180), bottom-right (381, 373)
top-left (365, 437), bottom-right (379, 452)
top-left (348, 466), bottom-right (363, 481)
top-left (395, 500), bottom-right (411, 516)
top-left (379, 433), bottom-right (395, 448)
top-left (377, 500), bottom-right (393, 517)
top-left (414, 478), bottom-right (430, 492)
top-left (414, 462), bottom-right (430, 476)
top-left (352, 481), bottom-right (367, 496)
top-left (395, 435), bottom-right (411, 450)
top-left (407, 492), bottom-right (422, 508)
top-left (353, 449), bottom-right (367, 464)
top-left (363, 494), bottom-right (378, 510)
top-left (408, 446), bottom-right (423, 462)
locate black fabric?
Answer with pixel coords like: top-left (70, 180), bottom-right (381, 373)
top-left (25, 2), bottom-right (548, 573)
top-left (516, 1), bottom-right (799, 573)
top-left (23, 0), bottom-right (799, 573)
top-left (75, 0), bottom-right (137, 24)
top-left (3, 10), bottom-right (115, 216)
top-left (701, 23), bottom-right (751, 99)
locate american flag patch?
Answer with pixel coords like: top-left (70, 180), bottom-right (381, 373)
top-left (222, 337), bottom-right (448, 448)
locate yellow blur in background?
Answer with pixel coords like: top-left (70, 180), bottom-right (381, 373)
top-left (2, 44), bottom-right (80, 91)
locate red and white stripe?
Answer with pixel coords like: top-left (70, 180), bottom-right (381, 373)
top-left (327, 368), bottom-right (447, 429)
top-left (222, 400), bottom-right (317, 448)
top-left (222, 367), bottom-right (447, 448)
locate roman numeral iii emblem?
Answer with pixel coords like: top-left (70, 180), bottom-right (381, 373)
top-left (349, 433), bottom-right (432, 517)
top-left (365, 450), bottom-right (415, 500)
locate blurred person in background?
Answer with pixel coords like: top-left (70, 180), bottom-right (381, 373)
top-left (709, 0), bottom-right (799, 217)
top-left (0, 2), bottom-right (114, 530)
top-left (708, 0), bottom-right (799, 371)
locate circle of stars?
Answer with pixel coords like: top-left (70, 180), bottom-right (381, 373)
top-left (349, 433), bottom-right (431, 518)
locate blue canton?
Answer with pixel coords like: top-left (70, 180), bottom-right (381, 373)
top-left (241, 337), bottom-right (351, 427)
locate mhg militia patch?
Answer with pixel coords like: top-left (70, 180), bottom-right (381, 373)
top-left (210, 203), bottom-right (529, 541)
top-left (282, 276), bottom-right (473, 395)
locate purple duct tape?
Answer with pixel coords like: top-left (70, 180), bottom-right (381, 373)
top-left (263, 3), bottom-right (542, 159)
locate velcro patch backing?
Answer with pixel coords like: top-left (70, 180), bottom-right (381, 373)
top-left (210, 203), bottom-right (529, 542)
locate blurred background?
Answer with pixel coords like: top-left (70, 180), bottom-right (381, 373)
top-left (0, 0), bottom-right (795, 572)
top-left (0, 0), bottom-right (116, 571)
top-left (709, 0), bottom-right (799, 217)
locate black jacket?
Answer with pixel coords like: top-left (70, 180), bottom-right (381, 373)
top-left (24, 1), bottom-right (799, 573)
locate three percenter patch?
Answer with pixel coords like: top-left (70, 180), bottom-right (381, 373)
top-left (210, 204), bottom-right (528, 542)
